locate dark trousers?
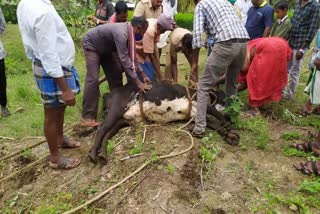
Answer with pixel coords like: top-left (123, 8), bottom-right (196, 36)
top-left (0, 58), bottom-right (7, 107)
top-left (82, 41), bottom-right (123, 120)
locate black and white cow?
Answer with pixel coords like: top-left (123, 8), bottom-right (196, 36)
top-left (89, 81), bottom-right (239, 163)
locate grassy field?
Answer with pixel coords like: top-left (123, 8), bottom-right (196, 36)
top-left (2, 23), bottom-right (320, 213)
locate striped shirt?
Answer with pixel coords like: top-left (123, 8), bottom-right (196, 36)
top-left (288, 0), bottom-right (320, 49)
top-left (192, 0), bottom-right (249, 49)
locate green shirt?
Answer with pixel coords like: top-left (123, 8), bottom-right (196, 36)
top-left (270, 16), bottom-right (292, 39)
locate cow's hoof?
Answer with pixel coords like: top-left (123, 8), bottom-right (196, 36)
top-left (224, 130), bottom-right (240, 146)
top-left (97, 151), bottom-right (108, 164)
top-left (88, 149), bottom-right (98, 163)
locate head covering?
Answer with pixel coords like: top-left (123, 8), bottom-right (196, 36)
top-left (157, 13), bottom-right (174, 31)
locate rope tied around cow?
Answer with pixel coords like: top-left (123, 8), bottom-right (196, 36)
top-left (138, 83), bottom-right (194, 123)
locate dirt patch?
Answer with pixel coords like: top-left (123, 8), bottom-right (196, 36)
top-left (0, 121), bottom-right (317, 213)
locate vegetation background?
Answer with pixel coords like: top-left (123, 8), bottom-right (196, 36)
top-left (1, 0), bottom-right (320, 213)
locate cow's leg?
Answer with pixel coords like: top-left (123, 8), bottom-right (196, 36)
top-left (206, 106), bottom-right (240, 145)
top-left (207, 105), bottom-right (229, 125)
top-left (97, 119), bottom-right (129, 163)
top-left (89, 91), bottom-right (129, 163)
top-left (206, 117), bottom-right (240, 146)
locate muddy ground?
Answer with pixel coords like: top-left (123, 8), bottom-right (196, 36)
top-left (0, 118), bottom-right (315, 213)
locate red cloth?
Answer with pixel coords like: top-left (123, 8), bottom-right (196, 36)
top-left (109, 13), bottom-right (117, 23)
top-left (239, 37), bottom-right (292, 107)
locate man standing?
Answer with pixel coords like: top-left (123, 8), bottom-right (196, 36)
top-left (245, 0), bottom-right (274, 39)
top-left (0, 7), bottom-right (9, 117)
top-left (17, 0), bottom-right (81, 169)
top-left (285, 0), bottom-right (320, 99)
top-left (108, 1), bottom-right (129, 23)
top-left (191, 0), bottom-right (249, 138)
top-left (162, 0), bottom-right (178, 19)
top-left (88, 0), bottom-right (115, 25)
top-left (134, 0), bottom-right (163, 19)
top-left (81, 17), bottom-right (151, 127)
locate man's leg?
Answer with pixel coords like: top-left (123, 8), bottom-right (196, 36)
top-left (0, 58), bottom-right (7, 107)
top-left (225, 43), bottom-right (247, 107)
top-left (193, 43), bottom-right (235, 135)
top-left (44, 106), bottom-right (80, 168)
top-left (82, 46), bottom-right (101, 120)
top-left (287, 49), bottom-right (306, 98)
top-left (101, 54), bottom-right (123, 91)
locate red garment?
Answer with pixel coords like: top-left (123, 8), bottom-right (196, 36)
top-left (109, 13), bottom-right (117, 23)
top-left (239, 37), bottom-right (292, 107)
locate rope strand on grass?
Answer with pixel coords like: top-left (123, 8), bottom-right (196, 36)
top-left (63, 128), bottom-right (194, 214)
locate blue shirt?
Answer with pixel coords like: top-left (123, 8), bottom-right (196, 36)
top-left (245, 3), bottom-right (274, 39)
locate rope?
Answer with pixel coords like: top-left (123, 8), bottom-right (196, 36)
top-left (63, 128), bottom-right (194, 214)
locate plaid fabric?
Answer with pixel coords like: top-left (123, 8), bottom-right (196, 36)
top-left (192, 0), bottom-right (249, 49)
top-left (33, 59), bottom-right (80, 104)
top-left (288, 0), bottom-right (320, 49)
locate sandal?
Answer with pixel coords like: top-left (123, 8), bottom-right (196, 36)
top-left (49, 157), bottom-right (80, 170)
top-left (60, 136), bottom-right (81, 149)
top-left (80, 118), bottom-right (101, 127)
top-left (292, 141), bottom-right (320, 156)
top-left (191, 131), bottom-right (205, 139)
top-left (293, 161), bottom-right (320, 175)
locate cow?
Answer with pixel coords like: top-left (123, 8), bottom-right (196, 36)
top-left (89, 81), bottom-right (239, 163)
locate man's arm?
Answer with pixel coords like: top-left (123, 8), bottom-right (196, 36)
top-left (149, 48), bottom-right (162, 80)
top-left (305, 5), bottom-right (320, 48)
top-left (297, 6), bottom-right (320, 61)
top-left (170, 44), bottom-right (178, 82)
top-left (190, 48), bottom-right (200, 84)
top-left (34, 11), bottom-right (75, 105)
top-left (0, 7), bottom-right (6, 35)
top-left (263, 7), bottom-right (274, 37)
top-left (190, 4), bottom-right (203, 84)
top-left (114, 29), bottom-right (151, 92)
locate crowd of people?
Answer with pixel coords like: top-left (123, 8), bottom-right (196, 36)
top-left (0, 0), bottom-right (319, 172)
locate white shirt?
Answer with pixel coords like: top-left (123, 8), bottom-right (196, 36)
top-left (162, 0), bottom-right (178, 19)
top-left (0, 7), bottom-right (6, 60)
top-left (277, 15), bottom-right (288, 24)
top-left (235, 0), bottom-right (252, 26)
top-left (17, 0), bottom-right (75, 78)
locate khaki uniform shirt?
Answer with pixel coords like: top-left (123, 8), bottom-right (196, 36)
top-left (134, 0), bottom-right (162, 19)
top-left (169, 28), bottom-right (191, 58)
top-left (136, 19), bottom-right (160, 63)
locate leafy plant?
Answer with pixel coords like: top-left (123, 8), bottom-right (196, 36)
top-left (167, 164), bottom-right (176, 174)
top-left (282, 146), bottom-right (310, 157)
top-left (106, 139), bottom-right (114, 155)
top-left (21, 148), bottom-right (32, 159)
top-left (224, 95), bottom-right (244, 124)
top-left (199, 132), bottom-right (221, 164)
top-left (280, 132), bottom-right (300, 141)
top-left (299, 179), bottom-right (320, 194)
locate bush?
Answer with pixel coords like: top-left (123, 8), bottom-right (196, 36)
top-left (175, 13), bottom-right (194, 31)
top-left (1, 1), bottom-right (18, 24)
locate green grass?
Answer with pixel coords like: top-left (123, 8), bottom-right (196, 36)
top-left (0, 21), bottom-right (319, 213)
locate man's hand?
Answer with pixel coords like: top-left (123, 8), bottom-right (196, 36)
top-left (135, 78), bottom-right (152, 93)
top-left (296, 50), bottom-right (304, 60)
top-left (62, 89), bottom-right (76, 106)
top-left (143, 76), bottom-right (151, 84)
top-left (315, 57), bottom-right (320, 70)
